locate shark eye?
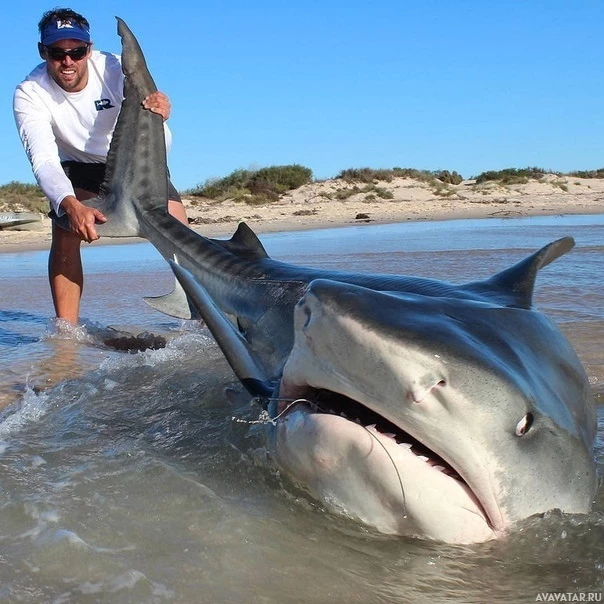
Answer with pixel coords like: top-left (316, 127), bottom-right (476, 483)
top-left (515, 413), bottom-right (534, 436)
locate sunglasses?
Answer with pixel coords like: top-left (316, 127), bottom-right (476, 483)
top-left (43, 44), bottom-right (90, 62)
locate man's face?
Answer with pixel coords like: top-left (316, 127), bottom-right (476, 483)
top-left (42, 38), bottom-right (92, 92)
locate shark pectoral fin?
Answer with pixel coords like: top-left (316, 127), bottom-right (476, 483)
top-left (52, 190), bottom-right (143, 239)
top-left (169, 261), bottom-right (273, 395)
top-left (144, 277), bottom-right (198, 320)
top-left (52, 194), bottom-right (139, 237)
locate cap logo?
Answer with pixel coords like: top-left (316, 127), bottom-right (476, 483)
top-left (56, 19), bottom-right (76, 29)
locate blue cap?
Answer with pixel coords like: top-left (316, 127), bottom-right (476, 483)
top-left (41, 18), bottom-right (90, 46)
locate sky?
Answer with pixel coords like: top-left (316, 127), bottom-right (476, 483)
top-left (2, 0), bottom-right (603, 191)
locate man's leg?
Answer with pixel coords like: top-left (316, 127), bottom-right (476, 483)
top-left (48, 188), bottom-right (95, 325)
top-left (167, 179), bottom-right (188, 225)
top-left (168, 199), bottom-right (188, 225)
top-left (49, 222), bottom-right (83, 325)
top-left (49, 179), bottom-right (187, 324)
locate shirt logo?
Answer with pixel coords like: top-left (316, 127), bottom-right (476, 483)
top-left (95, 99), bottom-right (115, 111)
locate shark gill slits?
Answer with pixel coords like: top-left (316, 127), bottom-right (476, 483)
top-left (515, 412), bottom-right (534, 436)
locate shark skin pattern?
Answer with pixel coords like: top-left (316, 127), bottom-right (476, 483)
top-left (61, 18), bottom-right (598, 544)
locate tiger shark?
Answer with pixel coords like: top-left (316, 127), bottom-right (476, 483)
top-left (59, 18), bottom-right (598, 543)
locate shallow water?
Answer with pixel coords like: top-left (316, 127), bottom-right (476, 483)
top-left (0, 215), bottom-right (602, 603)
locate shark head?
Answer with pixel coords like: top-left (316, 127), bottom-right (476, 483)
top-left (269, 279), bottom-right (597, 543)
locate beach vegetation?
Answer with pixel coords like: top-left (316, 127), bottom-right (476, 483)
top-left (186, 164), bottom-right (313, 205)
top-left (552, 181), bottom-right (569, 192)
top-left (474, 167), bottom-right (551, 185)
top-left (338, 167), bottom-right (401, 183)
top-left (328, 183), bottom-right (396, 202)
top-left (567, 168), bottom-right (604, 179)
top-left (431, 182), bottom-right (456, 197)
top-left (0, 181), bottom-right (47, 214)
top-left (373, 186), bottom-right (394, 199)
top-left (336, 167), bottom-right (463, 186)
top-left (333, 186), bottom-right (361, 200)
top-left (434, 170), bottom-right (463, 185)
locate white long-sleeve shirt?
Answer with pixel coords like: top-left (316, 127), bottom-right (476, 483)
top-left (13, 50), bottom-right (172, 215)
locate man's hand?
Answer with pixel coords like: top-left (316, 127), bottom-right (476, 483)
top-left (60, 195), bottom-right (107, 243)
top-left (142, 91), bottom-right (171, 121)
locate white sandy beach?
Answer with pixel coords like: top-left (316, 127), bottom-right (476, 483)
top-left (1, 173), bottom-right (603, 252)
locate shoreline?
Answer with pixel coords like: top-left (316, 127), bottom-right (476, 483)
top-left (2, 174), bottom-right (603, 253)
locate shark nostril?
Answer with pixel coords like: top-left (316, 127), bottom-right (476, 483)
top-left (409, 378), bottom-right (447, 403)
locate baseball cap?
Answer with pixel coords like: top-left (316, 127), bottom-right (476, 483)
top-left (40, 17), bottom-right (91, 46)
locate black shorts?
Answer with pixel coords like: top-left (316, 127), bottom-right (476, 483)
top-left (60, 160), bottom-right (182, 202)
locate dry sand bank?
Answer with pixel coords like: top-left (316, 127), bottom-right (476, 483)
top-left (2, 174), bottom-right (603, 253)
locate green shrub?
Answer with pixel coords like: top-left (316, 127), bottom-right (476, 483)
top-left (435, 170), bottom-right (463, 185)
top-left (334, 186), bottom-right (360, 200)
top-left (249, 165), bottom-right (312, 192)
top-left (373, 186), bottom-right (394, 199)
top-left (566, 168), bottom-right (604, 179)
top-left (431, 183), bottom-right (455, 197)
top-left (188, 169), bottom-right (251, 199)
top-left (337, 168), bottom-right (398, 183)
top-left (391, 168), bottom-right (439, 183)
top-left (187, 164), bottom-right (313, 203)
top-left (474, 167), bottom-right (550, 185)
top-left (337, 167), bottom-right (463, 185)
top-left (0, 181), bottom-right (47, 213)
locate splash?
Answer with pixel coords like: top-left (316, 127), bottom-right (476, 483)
top-left (0, 386), bottom-right (49, 445)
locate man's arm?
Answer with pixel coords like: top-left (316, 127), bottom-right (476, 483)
top-left (13, 85), bottom-right (107, 241)
top-left (13, 85), bottom-right (76, 215)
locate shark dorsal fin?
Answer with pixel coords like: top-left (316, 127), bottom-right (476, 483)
top-left (488, 236), bottom-right (575, 308)
top-left (210, 222), bottom-right (269, 261)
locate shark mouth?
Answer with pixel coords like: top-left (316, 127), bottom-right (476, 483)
top-left (274, 384), bottom-right (494, 533)
top-left (276, 387), bottom-right (463, 479)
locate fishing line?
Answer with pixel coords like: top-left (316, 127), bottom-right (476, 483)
top-left (361, 424), bottom-right (408, 519)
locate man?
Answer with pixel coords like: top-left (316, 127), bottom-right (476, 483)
top-left (13, 8), bottom-right (187, 325)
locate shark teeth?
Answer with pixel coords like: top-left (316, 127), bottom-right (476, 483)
top-left (290, 390), bottom-right (463, 480)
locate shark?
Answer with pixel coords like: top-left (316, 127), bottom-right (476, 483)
top-left (59, 18), bottom-right (598, 543)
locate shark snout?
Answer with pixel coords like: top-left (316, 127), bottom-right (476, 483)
top-left (293, 279), bottom-right (454, 403)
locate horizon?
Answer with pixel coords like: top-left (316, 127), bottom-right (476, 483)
top-left (2, 1), bottom-right (603, 192)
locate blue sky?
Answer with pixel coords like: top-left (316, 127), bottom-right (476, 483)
top-left (2, 0), bottom-right (603, 191)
